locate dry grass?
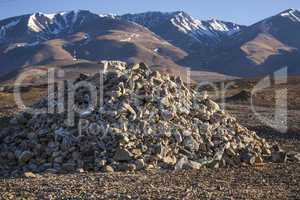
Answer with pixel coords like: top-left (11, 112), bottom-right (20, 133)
top-left (0, 87), bottom-right (47, 117)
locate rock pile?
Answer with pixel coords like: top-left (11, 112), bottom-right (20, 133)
top-left (0, 62), bottom-right (297, 175)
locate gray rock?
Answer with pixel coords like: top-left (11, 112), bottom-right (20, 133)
top-left (154, 144), bottom-right (166, 158)
top-left (72, 151), bottom-right (81, 161)
top-left (175, 157), bottom-right (202, 170)
top-left (287, 151), bottom-right (300, 162)
top-left (188, 161), bottom-right (202, 170)
top-left (117, 163), bottom-right (136, 172)
top-left (272, 151), bottom-right (287, 163)
top-left (292, 153), bottom-right (300, 162)
top-left (172, 130), bottom-right (183, 143)
top-left (135, 159), bottom-right (145, 170)
top-left (62, 162), bottom-right (76, 171)
top-left (103, 165), bottom-right (114, 173)
top-left (121, 103), bottom-right (137, 120)
top-left (213, 149), bottom-right (224, 161)
top-left (113, 148), bottom-right (133, 162)
top-left (174, 157), bottom-right (189, 171)
top-left (88, 123), bottom-right (102, 135)
top-left (53, 156), bottom-right (63, 164)
top-left (18, 151), bottom-right (34, 164)
top-left (45, 168), bottom-right (59, 174)
top-left (204, 99), bottom-right (220, 112)
top-left (183, 136), bottom-right (199, 152)
top-left (241, 152), bottom-right (256, 165)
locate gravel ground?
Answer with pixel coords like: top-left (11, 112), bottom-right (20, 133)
top-left (0, 163), bottom-right (299, 200)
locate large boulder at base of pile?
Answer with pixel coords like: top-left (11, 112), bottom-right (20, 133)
top-left (0, 61), bottom-right (293, 175)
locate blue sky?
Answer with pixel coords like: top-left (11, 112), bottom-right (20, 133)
top-left (0, 0), bottom-right (299, 25)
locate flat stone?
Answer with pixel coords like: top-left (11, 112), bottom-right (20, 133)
top-left (189, 161), bottom-right (202, 170)
top-left (24, 171), bottom-right (36, 178)
top-left (45, 168), bottom-right (59, 174)
top-left (163, 156), bottom-right (177, 165)
top-left (103, 165), bottom-right (114, 173)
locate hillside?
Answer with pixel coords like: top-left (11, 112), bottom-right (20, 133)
top-left (1, 9), bottom-right (300, 79)
top-left (0, 10), bottom-right (189, 80)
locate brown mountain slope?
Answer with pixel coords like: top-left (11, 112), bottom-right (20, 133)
top-left (240, 33), bottom-right (295, 65)
top-left (0, 11), bottom-right (189, 80)
top-left (179, 9), bottom-right (300, 77)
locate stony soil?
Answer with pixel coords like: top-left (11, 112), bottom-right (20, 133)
top-left (0, 163), bottom-right (299, 199)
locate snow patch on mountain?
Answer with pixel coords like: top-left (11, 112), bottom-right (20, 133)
top-left (4, 41), bottom-right (40, 52)
top-left (99, 13), bottom-right (116, 19)
top-left (28, 14), bottom-right (43, 32)
top-left (44, 13), bottom-right (57, 20)
top-left (16, 41), bottom-right (40, 47)
top-left (280, 9), bottom-right (300, 22)
top-left (207, 19), bottom-right (240, 35)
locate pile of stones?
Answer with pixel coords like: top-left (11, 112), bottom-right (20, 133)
top-left (0, 61), bottom-right (298, 176)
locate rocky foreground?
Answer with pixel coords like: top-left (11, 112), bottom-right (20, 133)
top-left (1, 163), bottom-right (299, 199)
top-left (0, 61), bottom-right (300, 199)
top-left (0, 61), bottom-right (299, 177)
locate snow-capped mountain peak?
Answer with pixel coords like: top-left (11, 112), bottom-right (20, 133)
top-left (122, 11), bottom-right (243, 43)
top-left (0, 10), bottom-right (117, 43)
top-left (27, 10), bottom-right (89, 34)
top-left (170, 12), bottom-right (242, 38)
top-left (170, 11), bottom-right (206, 34)
top-left (171, 12), bottom-right (240, 38)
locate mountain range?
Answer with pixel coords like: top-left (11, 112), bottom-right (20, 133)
top-left (0, 8), bottom-right (300, 81)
